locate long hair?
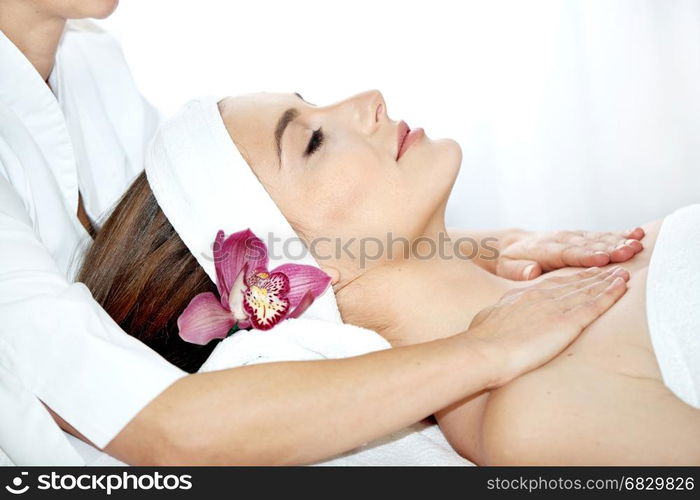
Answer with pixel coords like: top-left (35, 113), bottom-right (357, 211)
top-left (77, 172), bottom-right (220, 373)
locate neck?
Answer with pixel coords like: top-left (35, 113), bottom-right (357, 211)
top-left (335, 222), bottom-right (513, 346)
top-left (0, 1), bottom-right (66, 81)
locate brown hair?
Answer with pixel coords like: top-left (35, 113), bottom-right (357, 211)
top-left (78, 172), bottom-right (220, 373)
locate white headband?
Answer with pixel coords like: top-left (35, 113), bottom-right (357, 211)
top-left (144, 96), bottom-right (341, 323)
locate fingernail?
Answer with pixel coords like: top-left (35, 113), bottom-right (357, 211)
top-left (523, 264), bottom-right (535, 278)
top-left (625, 239), bottom-right (636, 246)
top-left (612, 267), bottom-right (627, 277)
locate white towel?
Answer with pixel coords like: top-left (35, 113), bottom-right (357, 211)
top-left (199, 318), bottom-right (390, 369)
top-left (646, 204), bottom-right (700, 408)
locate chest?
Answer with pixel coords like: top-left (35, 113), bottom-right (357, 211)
top-left (460, 219), bottom-right (666, 462)
top-left (542, 219), bottom-right (664, 378)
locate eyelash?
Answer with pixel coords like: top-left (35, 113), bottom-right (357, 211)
top-left (304, 128), bottom-right (324, 157)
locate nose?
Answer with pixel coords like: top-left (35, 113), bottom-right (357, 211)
top-left (337, 90), bottom-right (386, 135)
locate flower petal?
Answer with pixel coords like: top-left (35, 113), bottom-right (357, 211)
top-left (243, 271), bottom-right (290, 330)
top-left (271, 264), bottom-right (331, 310)
top-left (213, 229), bottom-right (268, 305)
top-left (227, 267), bottom-right (249, 322)
top-left (287, 290), bottom-right (315, 319)
top-left (177, 292), bottom-right (235, 345)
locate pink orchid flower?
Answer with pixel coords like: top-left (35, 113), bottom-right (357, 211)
top-left (177, 229), bottom-right (331, 345)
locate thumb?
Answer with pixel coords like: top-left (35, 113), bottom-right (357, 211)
top-left (497, 258), bottom-right (542, 281)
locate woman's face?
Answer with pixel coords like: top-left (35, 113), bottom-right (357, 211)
top-left (219, 91), bottom-right (461, 269)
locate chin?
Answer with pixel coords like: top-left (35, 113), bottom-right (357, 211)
top-left (92, 0), bottom-right (119, 19)
top-left (431, 138), bottom-right (462, 184)
top-left (437, 138), bottom-right (462, 165)
top-left (70, 0), bottom-right (119, 19)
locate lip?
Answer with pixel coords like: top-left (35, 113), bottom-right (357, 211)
top-left (396, 121), bottom-right (425, 160)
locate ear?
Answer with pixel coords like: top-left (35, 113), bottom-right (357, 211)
top-left (321, 266), bottom-right (341, 285)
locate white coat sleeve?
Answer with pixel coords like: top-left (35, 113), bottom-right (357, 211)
top-left (0, 173), bottom-right (186, 453)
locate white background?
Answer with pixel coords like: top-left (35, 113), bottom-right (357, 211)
top-left (101, 0), bottom-right (700, 232)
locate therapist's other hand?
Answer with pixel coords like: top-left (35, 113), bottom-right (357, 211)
top-left (497, 227), bottom-right (644, 281)
top-left (466, 266), bottom-right (629, 387)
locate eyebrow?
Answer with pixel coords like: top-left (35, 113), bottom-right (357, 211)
top-left (274, 108), bottom-right (299, 162)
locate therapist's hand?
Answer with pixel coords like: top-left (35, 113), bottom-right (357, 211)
top-left (496, 227), bottom-right (644, 281)
top-left (466, 266), bottom-right (629, 387)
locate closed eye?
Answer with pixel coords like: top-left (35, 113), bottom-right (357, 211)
top-left (304, 128), bottom-right (324, 157)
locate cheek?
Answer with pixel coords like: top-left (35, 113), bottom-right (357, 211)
top-left (284, 140), bottom-right (463, 241)
top-left (309, 149), bottom-right (392, 225)
top-left (312, 171), bottom-right (385, 229)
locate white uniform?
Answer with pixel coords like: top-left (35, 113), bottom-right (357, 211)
top-left (0, 21), bottom-right (185, 465)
